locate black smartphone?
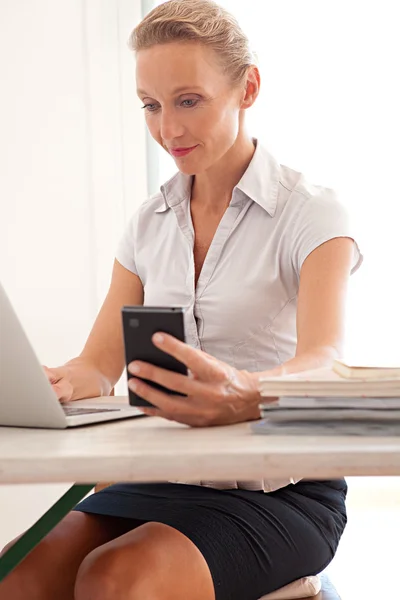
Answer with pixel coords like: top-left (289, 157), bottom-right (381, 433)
top-left (121, 306), bottom-right (188, 407)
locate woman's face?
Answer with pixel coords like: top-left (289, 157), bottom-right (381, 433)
top-left (136, 42), bottom-right (253, 175)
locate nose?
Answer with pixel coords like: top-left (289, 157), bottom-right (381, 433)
top-left (159, 107), bottom-right (185, 142)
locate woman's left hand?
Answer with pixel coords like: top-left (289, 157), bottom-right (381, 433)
top-left (127, 333), bottom-right (261, 427)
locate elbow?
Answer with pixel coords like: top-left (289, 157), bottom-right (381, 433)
top-left (295, 343), bottom-right (342, 367)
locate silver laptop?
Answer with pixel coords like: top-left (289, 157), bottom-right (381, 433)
top-left (0, 282), bottom-right (143, 428)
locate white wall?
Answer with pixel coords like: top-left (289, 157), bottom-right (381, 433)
top-left (155, 0), bottom-right (400, 362)
top-left (0, 0), bottom-right (146, 547)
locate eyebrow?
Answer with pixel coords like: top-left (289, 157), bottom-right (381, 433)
top-left (137, 86), bottom-right (204, 96)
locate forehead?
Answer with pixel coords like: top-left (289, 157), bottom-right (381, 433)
top-left (136, 42), bottom-right (224, 96)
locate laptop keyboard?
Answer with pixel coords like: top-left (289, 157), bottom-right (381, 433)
top-left (63, 406), bottom-right (120, 417)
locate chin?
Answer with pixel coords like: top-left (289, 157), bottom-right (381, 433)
top-left (175, 154), bottom-right (212, 177)
top-left (171, 156), bottom-right (198, 176)
top-left (176, 164), bottom-right (199, 176)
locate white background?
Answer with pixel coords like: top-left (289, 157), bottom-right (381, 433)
top-left (154, 0), bottom-right (400, 362)
top-left (0, 0), bottom-right (146, 546)
top-left (1, 2), bottom-right (400, 596)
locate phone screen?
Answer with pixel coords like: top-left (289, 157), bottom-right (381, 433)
top-left (121, 306), bottom-right (188, 407)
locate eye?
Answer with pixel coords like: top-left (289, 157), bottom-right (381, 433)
top-left (141, 103), bottom-right (159, 112)
top-left (141, 98), bottom-right (199, 112)
top-left (181, 99), bottom-right (198, 108)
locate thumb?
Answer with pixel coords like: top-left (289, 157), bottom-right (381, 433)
top-left (43, 365), bottom-right (62, 384)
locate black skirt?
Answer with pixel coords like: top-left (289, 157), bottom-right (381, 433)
top-left (74, 479), bottom-right (347, 600)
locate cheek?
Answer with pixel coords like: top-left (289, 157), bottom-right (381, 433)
top-left (178, 108), bottom-right (211, 134)
top-left (145, 115), bottom-right (160, 141)
top-left (191, 106), bottom-right (237, 136)
top-left (205, 104), bottom-right (240, 144)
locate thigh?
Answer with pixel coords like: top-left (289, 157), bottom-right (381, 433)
top-left (75, 521), bottom-right (215, 600)
top-left (0, 511), bottom-right (144, 600)
top-left (75, 482), bottom-right (344, 600)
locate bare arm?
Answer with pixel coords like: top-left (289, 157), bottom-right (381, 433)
top-left (262, 236), bottom-right (354, 378)
top-left (233, 236), bottom-right (354, 420)
top-left (62, 259), bottom-right (143, 400)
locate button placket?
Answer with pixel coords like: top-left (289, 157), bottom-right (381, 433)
top-left (195, 198), bottom-right (252, 301)
top-left (171, 200), bottom-right (200, 348)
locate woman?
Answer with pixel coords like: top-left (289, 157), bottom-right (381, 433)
top-left (0, 1), bottom-right (362, 599)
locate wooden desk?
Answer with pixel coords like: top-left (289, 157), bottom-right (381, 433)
top-left (1, 416), bottom-right (400, 484)
top-left (1, 410), bottom-right (400, 582)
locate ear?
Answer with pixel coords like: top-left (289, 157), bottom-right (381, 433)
top-left (240, 65), bottom-right (260, 110)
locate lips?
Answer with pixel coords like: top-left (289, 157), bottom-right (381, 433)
top-left (169, 145), bottom-right (198, 157)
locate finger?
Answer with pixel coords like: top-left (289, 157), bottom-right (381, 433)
top-left (140, 406), bottom-right (216, 428)
top-left (128, 377), bottom-right (203, 417)
top-left (140, 407), bottom-right (181, 421)
top-left (140, 407), bottom-right (160, 417)
top-left (152, 333), bottom-right (226, 381)
top-left (43, 366), bottom-right (61, 384)
top-left (142, 408), bottom-right (186, 424)
top-left (52, 381), bottom-right (73, 402)
top-left (128, 361), bottom-right (206, 396)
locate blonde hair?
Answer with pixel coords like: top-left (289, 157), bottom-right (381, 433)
top-left (129, 0), bottom-right (257, 87)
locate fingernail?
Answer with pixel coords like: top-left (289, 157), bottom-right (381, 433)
top-left (142, 408), bottom-right (155, 416)
top-left (153, 333), bottom-right (164, 343)
top-left (129, 380), bottom-right (137, 391)
top-left (129, 363), bottom-right (140, 374)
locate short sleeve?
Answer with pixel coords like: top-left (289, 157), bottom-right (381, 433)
top-left (291, 190), bottom-right (363, 277)
top-left (115, 209), bottom-right (140, 275)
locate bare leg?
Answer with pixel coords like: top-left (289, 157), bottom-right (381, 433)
top-left (75, 521), bottom-right (216, 600)
top-left (0, 511), bottom-right (143, 600)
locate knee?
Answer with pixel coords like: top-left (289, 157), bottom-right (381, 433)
top-left (74, 548), bottom-right (122, 600)
top-left (74, 524), bottom-right (169, 600)
top-left (0, 537), bottom-right (43, 600)
top-left (0, 541), bottom-right (12, 558)
top-left (75, 545), bottom-right (139, 600)
top-left (0, 534), bottom-right (20, 557)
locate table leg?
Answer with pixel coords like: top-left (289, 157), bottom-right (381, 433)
top-left (0, 483), bottom-right (94, 582)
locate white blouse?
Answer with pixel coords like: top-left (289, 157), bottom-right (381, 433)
top-left (116, 139), bottom-right (362, 492)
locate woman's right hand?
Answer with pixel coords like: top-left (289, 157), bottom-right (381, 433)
top-left (43, 365), bottom-right (74, 403)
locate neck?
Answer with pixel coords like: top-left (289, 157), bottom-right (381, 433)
top-left (191, 133), bottom-right (256, 213)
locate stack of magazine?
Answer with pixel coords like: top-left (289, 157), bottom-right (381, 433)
top-left (253, 361), bottom-right (400, 436)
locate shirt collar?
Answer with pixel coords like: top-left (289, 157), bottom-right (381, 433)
top-left (155, 170), bottom-right (193, 213)
top-left (155, 138), bottom-right (280, 217)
